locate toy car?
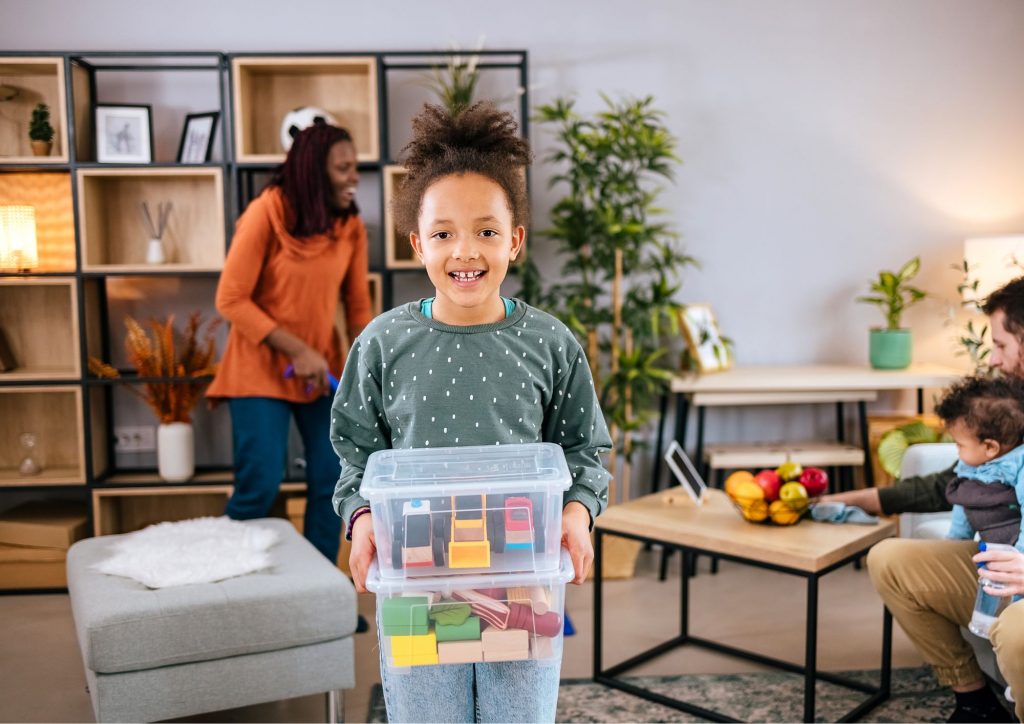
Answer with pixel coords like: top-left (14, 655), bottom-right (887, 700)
top-left (449, 494), bottom-right (490, 568)
top-left (503, 496), bottom-right (534, 550)
top-left (392, 499), bottom-right (445, 569)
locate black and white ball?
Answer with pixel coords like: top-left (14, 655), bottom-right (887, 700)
top-left (279, 106), bottom-right (339, 152)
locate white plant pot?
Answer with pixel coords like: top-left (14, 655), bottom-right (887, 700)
top-left (146, 237), bottom-right (166, 264)
top-left (158, 422), bottom-right (194, 482)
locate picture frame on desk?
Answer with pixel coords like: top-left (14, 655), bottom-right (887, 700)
top-left (176, 111), bottom-right (219, 164)
top-left (679, 304), bottom-right (732, 373)
top-left (95, 104), bottom-right (153, 163)
top-left (664, 440), bottom-right (707, 505)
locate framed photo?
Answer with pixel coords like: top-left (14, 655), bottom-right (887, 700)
top-left (664, 440), bottom-right (707, 505)
top-left (95, 104), bottom-right (153, 163)
top-left (679, 303), bottom-right (732, 373)
top-left (176, 111), bottom-right (219, 163)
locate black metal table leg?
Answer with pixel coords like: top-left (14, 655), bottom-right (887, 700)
top-left (652, 392), bottom-right (669, 493)
top-left (857, 400), bottom-right (874, 486)
top-left (804, 574), bottom-right (819, 722)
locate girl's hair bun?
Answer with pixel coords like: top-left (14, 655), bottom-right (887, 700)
top-left (402, 102), bottom-right (531, 174)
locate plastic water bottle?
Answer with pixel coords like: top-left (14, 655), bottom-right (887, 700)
top-left (968, 542), bottom-right (1016, 639)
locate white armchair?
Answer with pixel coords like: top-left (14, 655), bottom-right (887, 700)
top-left (895, 442), bottom-right (1006, 689)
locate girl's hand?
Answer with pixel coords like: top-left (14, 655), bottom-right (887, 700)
top-left (290, 346), bottom-right (330, 394)
top-left (973, 546), bottom-right (1024, 597)
top-left (561, 501), bottom-right (593, 585)
top-left (348, 511), bottom-right (376, 593)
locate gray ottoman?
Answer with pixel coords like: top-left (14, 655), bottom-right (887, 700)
top-left (67, 518), bottom-right (356, 723)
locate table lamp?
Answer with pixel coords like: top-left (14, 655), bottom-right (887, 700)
top-left (0, 205), bottom-right (38, 272)
top-left (963, 235), bottom-right (1024, 300)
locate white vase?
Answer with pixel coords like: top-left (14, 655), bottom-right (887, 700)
top-left (146, 237), bottom-right (166, 264)
top-left (158, 422), bottom-right (194, 482)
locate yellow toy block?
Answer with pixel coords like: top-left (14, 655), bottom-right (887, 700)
top-left (392, 650), bottom-right (440, 667)
top-left (390, 631), bottom-right (438, 664)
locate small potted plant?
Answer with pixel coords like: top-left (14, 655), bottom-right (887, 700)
top-left (857, 256), bottom-right (926, 369)
top-left (29, 103), bottom-right (55, 157)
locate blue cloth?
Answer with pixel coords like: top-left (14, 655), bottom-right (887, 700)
top-left (420, 296), bottom-right (515, 319)
top-left (810, 502), bottom-right (880, 525)
top-left (225, 396), bottom-right (342, 562)
top-left (948, 444), bottom-right (1024, 552)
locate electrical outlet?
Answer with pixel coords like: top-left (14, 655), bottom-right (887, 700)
top-left (114, 425), bottom-right (156, 452)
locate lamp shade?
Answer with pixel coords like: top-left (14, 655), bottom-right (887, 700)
top-left (963, 235), bottom-right (1024, 300)
top-left (0, 205), bottom-right (38, 271)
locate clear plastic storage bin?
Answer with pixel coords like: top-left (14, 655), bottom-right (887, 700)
top-left (366, 550), bottom-right (574, 670)
top-left (360, 443), bottom-right (571, 578)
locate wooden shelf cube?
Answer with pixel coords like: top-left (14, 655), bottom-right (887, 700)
top-left (0, 277), bottom-right (79, 380)
top-left (0, 58), bottom-right (68, 164)
top-left (77, 167), bottom-right (225, 272)
top-left (0, 172), bottom-right (76, 271)
top-left (384, 165), bottom-right (418, 269)
top-left (232, 56), bottom-right (379, 164)
top-left (0, 386), bottom-right (85, 486)
top-left (91, 484), bottom-right (233, 536)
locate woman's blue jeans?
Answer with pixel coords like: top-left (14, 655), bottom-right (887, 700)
top-left (380, 652), bottom-right (560, 722)
top-left (225, 396), bottom-right (341, 562)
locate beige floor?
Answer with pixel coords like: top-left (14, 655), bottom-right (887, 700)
top-left (0, 549), bottom-right (924, 723)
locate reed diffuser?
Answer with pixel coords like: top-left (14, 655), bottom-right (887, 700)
top-left (140, 201), bottom-right (172, 264)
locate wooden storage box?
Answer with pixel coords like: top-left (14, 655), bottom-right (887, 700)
top-left (0, 543), bottom-right (67, 589)
top-left (383, 165), bottom-right (417, 268)
top-left (0, 277), bottom-right (79, 380)
top-left (0, 58), bottom-right (68, 163)
top-left (0, 501), bottom-right (88, 548)
top-left (92, 485), bottom-right (232, 536)
top-left (0, 172), bottom-right (75, 271)
top-left (0, 386), bottom-right (85, 486)
top-left (232, 56), bottom-right (379, 164)
top-left (77, 168), bottom-right (226, 272)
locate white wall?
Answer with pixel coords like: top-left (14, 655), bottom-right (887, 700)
top-left (5, 0), bottom-right (1023, 478)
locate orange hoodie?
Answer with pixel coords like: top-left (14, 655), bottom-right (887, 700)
top-left (206, 187), bottom-right (372, 402)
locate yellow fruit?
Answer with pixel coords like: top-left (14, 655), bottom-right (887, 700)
top-left (779, 481), bottom-right (809, 509)
top-left (769, 499), bottom-right (802, 525)
top-left (776, 461), bottom-right (803, 482)
top-left (724, 471), bottom-right (755, 498)
top-left (741, 499), bottom-right (769, 522)
top-left (732, 480), bottom-right (765, 501)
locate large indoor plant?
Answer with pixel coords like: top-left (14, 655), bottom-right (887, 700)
top-left (857, 256), bottom-right (926, 369)
top-left (535, 95), bottom-right (694, 574)
top-left (89, 312), bottom-right (219, 482)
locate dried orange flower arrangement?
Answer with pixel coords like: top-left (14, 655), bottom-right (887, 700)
top-left (88, 312), bottom-right (220, 424)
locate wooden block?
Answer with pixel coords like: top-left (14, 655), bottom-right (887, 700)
top-left (435, 615), bottom-right (481, 642)
top-left (392, 649), bottom-right (439, 667)
top-left (507, 585), bottom-right (550, 614)
top-left (0, 501), bottom-right (88, 549)
top-left (482, 628), bottom-right (529, 662)
top-left (389, 632), bottom-right (437, 659)
top-left (381, 595), bottom-right (429, 633)
top-left (531, 635), bottom-right (554, 659)
top-left (437, 640), bottom-right (483, 664)
top-left (403, 546), bottom-right (433, 567)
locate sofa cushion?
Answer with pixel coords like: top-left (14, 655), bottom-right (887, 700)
top-left (67, 518), bottom-right (357, 674)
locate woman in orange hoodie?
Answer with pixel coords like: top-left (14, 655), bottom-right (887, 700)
top-left (207, 119), bottom-right (372, 561)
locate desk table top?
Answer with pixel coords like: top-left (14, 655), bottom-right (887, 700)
top-left (596, 488), bottom-right (898, 573)
top-left (669, 363), bottom-right (963, 394)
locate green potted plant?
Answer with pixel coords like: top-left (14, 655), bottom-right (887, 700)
top-left (29, 103), bottom-right (54, 157)
top-left (857, 256), bottom-right (926, 369)
top-left (535, 95), bottom-right (695, 578)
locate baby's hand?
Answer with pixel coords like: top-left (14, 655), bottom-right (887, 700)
top-left (561, 501), bottom-right (593, 585)
top-left (348, 511), bottom-right (376, 593)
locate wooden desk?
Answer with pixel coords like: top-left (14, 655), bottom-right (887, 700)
top-left (653, 363), bottom-right (963, 489)
top-left (593, 488), bottom-right (897, 722)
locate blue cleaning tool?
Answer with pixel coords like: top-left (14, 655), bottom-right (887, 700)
top-left (563, 612), bottom-right (575, 636)
top-left (284, 364), bottom-right (339, 394)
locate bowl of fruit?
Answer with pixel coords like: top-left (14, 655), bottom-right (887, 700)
top-left (724, 462), bottom-right (828, 526)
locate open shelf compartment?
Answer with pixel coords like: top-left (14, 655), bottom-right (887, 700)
top-left (0, 58), bottom-right (68, 164)
top-left (0, 277), bottom-right (79, 380)
top-left (0, 385), bottom-right (85, 486)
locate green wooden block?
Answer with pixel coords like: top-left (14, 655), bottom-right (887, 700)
top-left (381, 596), bottom-right (429, 631)
top-left (435, 615), bottom-right (481, 642)
top-left (381, 623), bottom-right (430, 637)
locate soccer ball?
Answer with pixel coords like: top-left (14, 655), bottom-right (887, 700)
top-left (279, 106), bottom-right (339, 152)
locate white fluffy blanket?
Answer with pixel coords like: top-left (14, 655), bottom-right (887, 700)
top-left (94, 516), bottom-right (279, 589)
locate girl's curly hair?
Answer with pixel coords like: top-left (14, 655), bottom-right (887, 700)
top-left (936, 374), bottom-right (1024, 449)
top-left (392, 102), bottom-right (532, 236)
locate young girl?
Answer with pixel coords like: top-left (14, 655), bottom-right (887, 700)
top-left (331, 103), bottom-right (611, 722)
top-left (936, 375), bottom-right (1024, 550)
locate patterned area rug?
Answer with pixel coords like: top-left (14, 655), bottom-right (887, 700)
top-left (367, 666), bottom-right (961, 722)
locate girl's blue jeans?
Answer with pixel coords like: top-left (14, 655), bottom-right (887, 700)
top-left (380, 651), bottom-right (560, 722)
top-left (225, 395), bottom-right (341, 562)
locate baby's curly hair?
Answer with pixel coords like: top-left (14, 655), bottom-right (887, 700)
top-left (392, 102), bottom-right (532, 236)
top-left (935, 375), bottom-right (1024, 449)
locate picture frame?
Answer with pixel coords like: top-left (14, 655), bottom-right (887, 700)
top-left (95, 104), bottom-right (153, 163)
top-left (176, 111), bottom-right (219, 164)
top-left (664, 440), bottom-right (707, 506)
top-left (678, 303), bottom-right (732, 373)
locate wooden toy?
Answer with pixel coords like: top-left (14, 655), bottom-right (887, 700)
top-left (390, 631), bottom-right (439, 667)
top-left (449, 494), bottom-right (490, 568)
top-left (506, 602), bottom-right (561, 637)
top-left (452, 589), bottom-right (509, 629)
top-left (503, 496), bottom-right (534, 549)
top-left (394, 499), bottom-right (443, 569)
top-left (481, 628), bottom-right (529, 662)
top-left (437, 640), bottom-right (484, 664)
top-left (506, 585), bottom-right (550, 614)
top-left (381, 595), bottom-right (429, 636)
top-left (434, 615), bottom-right (481, 642)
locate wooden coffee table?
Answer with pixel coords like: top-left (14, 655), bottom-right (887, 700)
top-left (593, 488), bottom-right (898, 723)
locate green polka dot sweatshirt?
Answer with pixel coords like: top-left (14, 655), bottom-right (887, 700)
top-left (331, 298), bottom-right (613, 533)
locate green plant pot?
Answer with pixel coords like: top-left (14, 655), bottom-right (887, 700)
top-left (869, 328), bottom-right (912, 369)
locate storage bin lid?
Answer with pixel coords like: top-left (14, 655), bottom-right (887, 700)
top-left (366, 549), bottom-right (574, 595)
top-left (360, 443), bottom-right (572, 500)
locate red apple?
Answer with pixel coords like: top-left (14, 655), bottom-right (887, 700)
top-left (753, 469), bottom-right (783, 502)
top-left (799, 467), bottom-right (829, 497)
